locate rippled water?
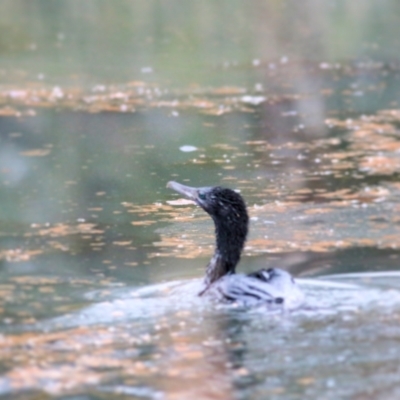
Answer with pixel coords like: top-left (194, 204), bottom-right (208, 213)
top-left (2, 274), bottom-right (400, 399)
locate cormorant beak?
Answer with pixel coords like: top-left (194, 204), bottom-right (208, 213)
top-left (167, 181), bottom-right (199, 201)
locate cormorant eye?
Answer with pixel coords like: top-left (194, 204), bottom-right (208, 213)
top-left (198, 192), bottom-right (206, 200)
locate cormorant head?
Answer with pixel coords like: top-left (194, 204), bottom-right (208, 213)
top-left (167, 181), bottom-right (247, 223)
top-left (167, 180), bottom-right (248, 252)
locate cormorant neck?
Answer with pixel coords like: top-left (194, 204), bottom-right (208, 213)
top-left (203, 215), bottom-right (248, 287)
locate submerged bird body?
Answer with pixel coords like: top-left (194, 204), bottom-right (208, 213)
top-left (167, 181), bottom-right (303, 307)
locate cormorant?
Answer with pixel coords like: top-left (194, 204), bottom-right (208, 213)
top-left (167, 181), bottom-right (304, 307)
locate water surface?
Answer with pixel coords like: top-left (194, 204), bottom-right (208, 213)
top-left (1, 1), bottom-right (400, 399)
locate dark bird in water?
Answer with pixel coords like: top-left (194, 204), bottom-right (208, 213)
top-left (167, 181), bottom-right (303, 307)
